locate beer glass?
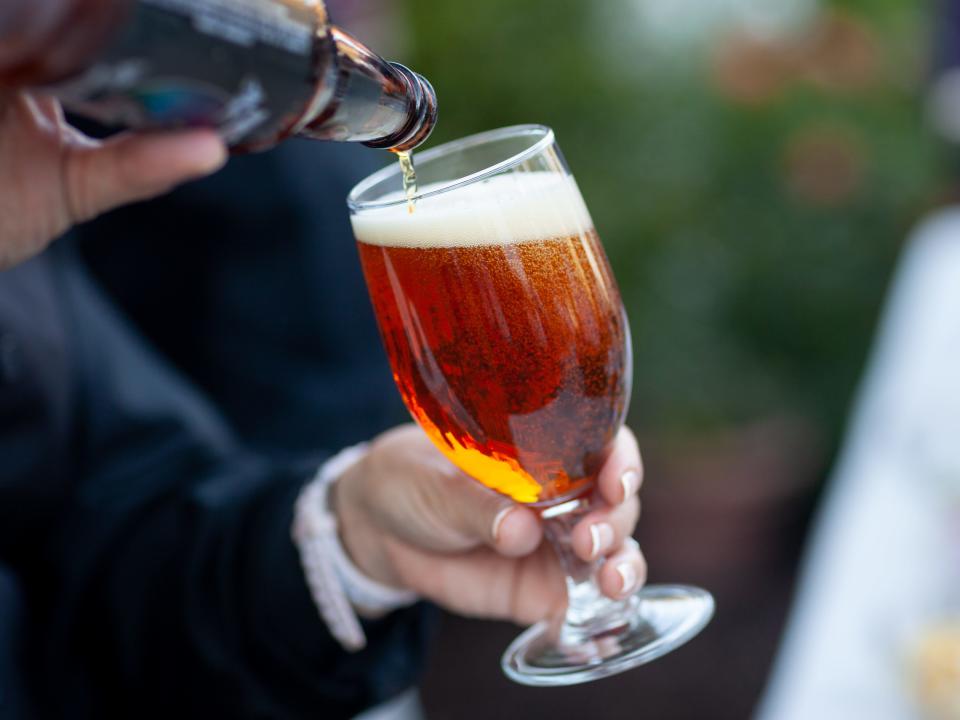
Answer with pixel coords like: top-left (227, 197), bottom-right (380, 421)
top-left (347, 125), bottom-right (713, 686)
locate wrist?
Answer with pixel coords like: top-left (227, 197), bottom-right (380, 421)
top-left (333, 454), bottom-right (406, 591)
top-left (292, 445), bottom-right (418, 651)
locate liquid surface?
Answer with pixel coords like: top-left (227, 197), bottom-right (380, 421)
top-left (353, 173), bottom-right (630, 504)
top-left (353, 172), bottom-right (593, 248)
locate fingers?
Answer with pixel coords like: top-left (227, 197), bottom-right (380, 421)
top-left (62, 128), bottom-right (227, 225)
top-left (569, 495), bottom-right (640, 562)
top-left (358, 425), bottom-right (544, 557)
top-left (21, 92), bottom-right (69, 134)
top-left (597, 538), bottom-right (647, 600)
top-left (463, 425), bottom-right (641, 557)
top-left (568, 425), bottom-right (646, 601)
top-left (490, 504), bottom-right (542, 557)
top-left (568, 425), bottom-right (643, 562)
top-left (596, 426), bottom-right (644, 507)
top-left (433, 474), bottom-right (542, 558)
top-left (394, 544), bottom-right (567, 626)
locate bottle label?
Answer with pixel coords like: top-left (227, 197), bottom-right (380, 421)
top-left (51, 0), bottom-right (328, 147)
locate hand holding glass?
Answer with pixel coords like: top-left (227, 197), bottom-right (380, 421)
top-left (348, 126), bottom-right (713, 685)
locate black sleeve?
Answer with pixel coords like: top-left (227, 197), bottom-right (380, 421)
top-left (39, 245), bottom-right (428, 720)
top-left (77, 139), bottom-right (408, 458)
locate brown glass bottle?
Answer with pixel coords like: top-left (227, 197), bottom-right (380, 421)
top-left (0, 0), bottom-right (437, 152)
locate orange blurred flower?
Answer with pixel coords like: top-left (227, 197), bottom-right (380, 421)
top-left (712, 33), bottom-right (792, 106)
top-left (798, 9), bottom-right (880, 92)
top-left (711, 8), bottom-right (881, 105)
top-left (782, 124), bottom-right (867, 207)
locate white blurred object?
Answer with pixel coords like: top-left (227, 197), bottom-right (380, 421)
top-left (629, 0), bottom-right (817, 45)
top-left (756, 208), bottom-right (960, 719)
top-left (353, 689), bottom-right (425, 720)
top-left (930, 69), bottom-right (960, 155)
top-left (910, 619), bottom-right (960, 719)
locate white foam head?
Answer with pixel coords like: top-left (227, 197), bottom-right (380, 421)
top-left (350, 171), bottom-right (594, 248)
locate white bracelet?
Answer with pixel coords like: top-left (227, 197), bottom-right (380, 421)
top-left (292, 443), bottom-right (419, 652)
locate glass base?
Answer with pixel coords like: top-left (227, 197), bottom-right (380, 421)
top-left (501, 584), bottom-right (714, 687)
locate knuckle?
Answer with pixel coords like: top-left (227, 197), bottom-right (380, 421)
top-left (608, 497), bottom-right (639, 533)
top-left (619, 425), bottom-right (640, 452)
top-left (636, 554), bottom-right (649, 584)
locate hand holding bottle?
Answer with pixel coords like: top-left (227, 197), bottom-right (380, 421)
top-left (0, 0), bottom-right (437, 269)
top-left (0, 90), bottom-right (226, 270)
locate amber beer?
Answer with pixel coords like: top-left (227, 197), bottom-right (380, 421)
top-left (353, 172), bottom-right (630, 504)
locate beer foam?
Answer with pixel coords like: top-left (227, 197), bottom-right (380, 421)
top-left (351, 171), bottom-right (594, 248)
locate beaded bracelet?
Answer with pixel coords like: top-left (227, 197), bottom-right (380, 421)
top-left (292, 444), bottom-right (419, 652)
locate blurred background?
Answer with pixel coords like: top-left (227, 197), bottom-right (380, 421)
top-left (337, 0), bottom-right (950, 717)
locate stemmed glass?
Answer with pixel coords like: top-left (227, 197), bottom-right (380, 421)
top-left (347, 125), bottom-right (713, 686)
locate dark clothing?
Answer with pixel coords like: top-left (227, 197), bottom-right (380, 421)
top-left (0, 566), bottom-right (30, 718)
top-left (0, 141), bottom-right (422, 719)
top-left (79, 140), bottom-right (405, 458)
top-left (936, 0), bottom-right (960, 76)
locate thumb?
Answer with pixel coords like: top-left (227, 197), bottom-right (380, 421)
top-left (63, 128), bottom-right (227, 224)
top-left (429, 472), bottom-right (543, 558)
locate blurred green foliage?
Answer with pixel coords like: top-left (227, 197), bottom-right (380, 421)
top-left (405, 0), bottom-right (945, 453)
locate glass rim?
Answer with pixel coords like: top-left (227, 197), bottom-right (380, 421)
top-left (347, 124), bottom-right (555, 213)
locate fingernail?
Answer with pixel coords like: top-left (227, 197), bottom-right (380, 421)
top-left (589, 523), bottom-right (615, 559)
top-left (617, 561), bottom-right (639, 596)
top-left (492, 506), bottom-right (514, 543)
top-left (620, 469), bottom-right (640, 503)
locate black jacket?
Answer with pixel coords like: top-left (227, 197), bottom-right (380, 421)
top-left (0, 140), bottom-right (424, 719)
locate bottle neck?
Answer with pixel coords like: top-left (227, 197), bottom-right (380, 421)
top-left (297, 26), bottom-right (437, 152)
top-left (0, 0), bottom-right (436, 153)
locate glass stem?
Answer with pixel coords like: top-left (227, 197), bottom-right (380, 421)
top-left (541, 496), bottom-right (634, 646)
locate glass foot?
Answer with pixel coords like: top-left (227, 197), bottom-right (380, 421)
top-left (501, 584), bottom-right (714, 687)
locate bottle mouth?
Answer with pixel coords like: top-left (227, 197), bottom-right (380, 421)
top-left (363, 64), bottom-right (438, 152)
